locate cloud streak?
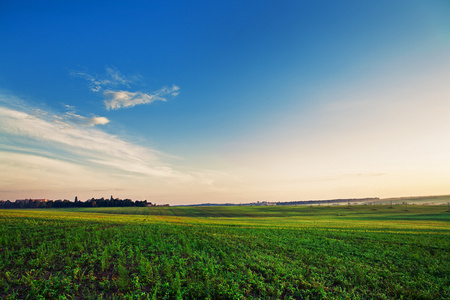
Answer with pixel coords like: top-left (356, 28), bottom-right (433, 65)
top-left (0, 104), bottom-right (179, 178)
top-left (104, 85), bottom-right (180, 110)
top-left (72, 67), bottom-right (179, 110)
top-left (63, 110), bottom-right (110, 127)
top-left (71, 66), bottom-right (131, 92)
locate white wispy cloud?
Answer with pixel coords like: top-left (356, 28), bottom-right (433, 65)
top-left (61, 104), bottom-right (109, 127)
top-left (72, 67), bottom-right (179, 110)
top-left (0, 105), bottom-right (179, 178)
top-left (71, 66), bottom-right (131, 92)
top-left (64, 112), bottom-right (110, 126)
top-left (104, 85), bottom-right (180, 110)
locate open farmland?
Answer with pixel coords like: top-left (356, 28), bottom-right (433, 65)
top-left (1, 205), bottom-right (449, 299)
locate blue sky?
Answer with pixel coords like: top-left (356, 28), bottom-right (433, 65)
top-left (1, 1), bottom-right (450, 204)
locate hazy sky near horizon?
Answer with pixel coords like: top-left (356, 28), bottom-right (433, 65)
top-left (1, 1), bottom-right (450, 205)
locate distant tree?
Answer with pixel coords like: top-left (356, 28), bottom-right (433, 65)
top-left (0, 195), bottom-right (156, 210)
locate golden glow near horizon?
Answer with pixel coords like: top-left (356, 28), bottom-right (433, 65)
top-left (3, 53), bottom-right (450, 205)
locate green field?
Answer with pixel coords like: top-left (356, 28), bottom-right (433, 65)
top-left (1, 205), bottom-right (449, 299)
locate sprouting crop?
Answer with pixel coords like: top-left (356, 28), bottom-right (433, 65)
top-left (0, 205), bottom-right (449, 299)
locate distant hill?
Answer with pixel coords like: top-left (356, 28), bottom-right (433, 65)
top-left (180, 195), bottom-right (450, 207)
top-left (380, 195), bottom-right (450, 205)
top-left (180, 198), bottom-right (380, 207)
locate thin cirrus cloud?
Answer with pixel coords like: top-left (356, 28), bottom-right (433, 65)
top-left (72, 67), bottom-right (180, 110)
top-left (0, 100), bottom-right (183, 180)
top-left (71, 67), bottom-right (131, 92)
top-left (103, 85), bottom-right (180, 110)
top-left (67, 114), bottom-right (110, 126)
top-left (62, 105), bottom-right (110, 127)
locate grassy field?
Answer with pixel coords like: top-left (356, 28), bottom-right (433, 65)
top-left (0, 205), bottom-right (449, 299)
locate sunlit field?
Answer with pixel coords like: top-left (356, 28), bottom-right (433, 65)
top-left (1, 205), bottom-right (449, 299)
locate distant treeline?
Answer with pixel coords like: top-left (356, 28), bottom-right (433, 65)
top-left (274, 198), bottom-right (380, 206)
top-left (0, 197), bottom-right (150, 209)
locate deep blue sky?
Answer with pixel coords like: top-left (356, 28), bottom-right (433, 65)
top-left (1, 1), bottom-right (450, 204)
